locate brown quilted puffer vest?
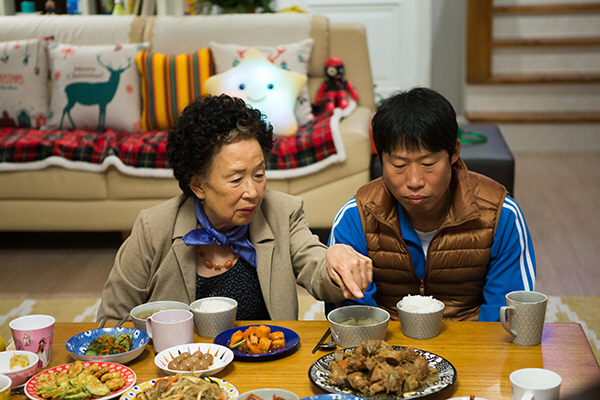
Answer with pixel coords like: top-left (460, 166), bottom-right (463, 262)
top-left (355, 159), bottom-right (507, 321)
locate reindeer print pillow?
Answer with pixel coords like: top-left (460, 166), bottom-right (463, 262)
top-left (0, 37), bottom-right (53, 129)
top-left (209, 39), bottom-right (314, 126)
top-left (43, 42), bottom-right (149, 133)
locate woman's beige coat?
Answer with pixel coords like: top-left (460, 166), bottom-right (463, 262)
top-left (97, 189), bottom-right (345, 321)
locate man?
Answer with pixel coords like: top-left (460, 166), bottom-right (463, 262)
top-left (328, 87), bottom-right (535, 321)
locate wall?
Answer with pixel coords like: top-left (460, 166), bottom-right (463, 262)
top-left (430, 0), bottom-right (466, 119)
top-left (275, 0), bottom-right (435, 103)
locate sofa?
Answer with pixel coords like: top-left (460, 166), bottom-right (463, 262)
top-left (0, 13), bottom-right (374, 232)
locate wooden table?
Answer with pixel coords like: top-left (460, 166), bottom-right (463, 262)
top-left (10, 321), bottom-right (600, 399)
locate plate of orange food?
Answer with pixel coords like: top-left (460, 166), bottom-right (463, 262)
top-left (213, 324), bottom-right (300, 359)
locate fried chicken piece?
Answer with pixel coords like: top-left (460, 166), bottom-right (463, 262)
top-left (403, 375), bottom-right (420, 392)
top-left (329, 361), bottom-right (347, 387)
top-left (369, 362), bottom-right (403, 395)
top-left (385, 370), bottom-right (402, 394)
top-left (361, 339), bottom-right (391, 356)
top-left (404, 354), bottom-right (429, 380)
top-left (347, 371), bottom-right (370, 394)
top-left (370, 361), bottom-right (394, 384)
top-left (346, 350), bottom-right (367, 372)
top-left (376, 348), bottom-right (403, 365)
top-left (364, 355), bottom-right (378, 371)
top-left (400, 347), bottom-right (419, 363)
top-left (368, 380), bottom-right (386, 395)
top-left (333, 349), bottom-right (345, 363)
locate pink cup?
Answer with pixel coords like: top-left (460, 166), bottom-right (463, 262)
top-left (146, 309), bottom-right (194, 353)
top-left (9, 315), bottom-right (55, 368)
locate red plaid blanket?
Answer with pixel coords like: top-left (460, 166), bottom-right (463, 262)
top-left (0, 111), bottom-right (345, 179)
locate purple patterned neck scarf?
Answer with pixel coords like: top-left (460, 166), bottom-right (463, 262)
top-left (182, 198), bottom-right (257, 268)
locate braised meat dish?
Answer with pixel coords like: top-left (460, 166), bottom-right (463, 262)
top-left (328, 340), bottom-right (438, 395)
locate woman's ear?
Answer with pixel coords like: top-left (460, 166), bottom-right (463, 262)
top-left (188, 175), bottom-right (205, 200)
top-left (451, 139), bottom-right (461, 165)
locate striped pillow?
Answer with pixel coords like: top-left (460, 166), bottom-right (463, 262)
top-left (136, 49), bottom-right (214, 132)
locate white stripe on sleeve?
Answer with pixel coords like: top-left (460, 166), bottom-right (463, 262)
top-left (329, 198), bottom-right (357, 246)
top-left (503, 198), bottom-right (535, 291)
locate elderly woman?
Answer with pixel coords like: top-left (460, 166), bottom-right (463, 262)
top-left (98, 94), bottom-right (371, 321)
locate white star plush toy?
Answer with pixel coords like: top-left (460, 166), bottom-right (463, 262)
top-left (205, 49), bottom-right (307, 136)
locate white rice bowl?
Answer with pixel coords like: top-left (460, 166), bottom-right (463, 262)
top-left (398, 295), bottom-right (444, 313)
top-left (193, 299), bottom-right (234, 313)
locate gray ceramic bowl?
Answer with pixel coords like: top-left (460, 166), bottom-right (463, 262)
top-left (190, 297), bottom-right (238, 338)
top-left (327, 305), bottom-right (390, 348)
top-left (130, 300), bottom-right (190, 332)
top-left (396, 298), bottom-right (445, 339)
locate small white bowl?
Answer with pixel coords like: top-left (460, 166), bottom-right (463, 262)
top-left (130, 301), bottom-right (191, 332)
top-left (154, 343), bottom-right (234, 376)
top-left (234, 388), bottom-right (299, 400)
top-left (0, 351), bottom-right (38, 388)
top-left (0, 373), bottom-right (12, 398)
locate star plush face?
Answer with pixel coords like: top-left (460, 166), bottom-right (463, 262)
top-left (205, 49), bottom-right (307, 136)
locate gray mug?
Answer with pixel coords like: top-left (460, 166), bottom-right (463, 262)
top-left (501, 291), bottom-right (548, 346)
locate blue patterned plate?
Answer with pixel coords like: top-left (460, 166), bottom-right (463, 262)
top-left (65, 327), bottom-right (149, 364)
top-left (301, 395), bottom-right (364, 400)
top-left (213, 325), bottom-right (300, 359)
top-left (308, 346), bottom-right (457, 399)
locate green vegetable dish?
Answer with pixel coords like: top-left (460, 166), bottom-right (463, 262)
top-left (84, 334), bottom-right (133, 356)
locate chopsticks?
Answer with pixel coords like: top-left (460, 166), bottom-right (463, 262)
top-left (97, 315), bottom-right (129, 329)
top-left (312, 327), bottom-right (331, 354)
top-left (114, 315), bottom-right (130, 328)
top-left (97, 316), bottom-right (108, 329)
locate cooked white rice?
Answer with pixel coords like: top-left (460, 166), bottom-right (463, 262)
top-left (195, 299), bottom-right (233, 313)
top-left (398, 295), bottom-right (443, 313)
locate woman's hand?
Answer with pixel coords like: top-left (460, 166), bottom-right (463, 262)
top-left (325, 244), bottom-right (372, 299)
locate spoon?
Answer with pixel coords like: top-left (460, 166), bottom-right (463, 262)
top-left (312, 327), bottom-right (333, 353)
top-left (319, 335), bottom-right (337, 351)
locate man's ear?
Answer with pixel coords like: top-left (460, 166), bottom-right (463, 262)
top-left (188, 175), bottom-right (205, 200)
top-left (451, 139), bottom-right (461, 165)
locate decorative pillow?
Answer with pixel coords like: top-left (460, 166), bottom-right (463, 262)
top-left (0, 37), bottom-right (53, 129)
top-left (43, 42), bottom-right (149, 133)
top-left (205, 49), bottom-right (306, 136)
top-left (136, 48), bottom-right (214, 132)
top-left (209, 38), bottom-right (314, 126)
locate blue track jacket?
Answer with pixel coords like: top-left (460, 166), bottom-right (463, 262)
top-left (327, 195), bottom-right (536, 322)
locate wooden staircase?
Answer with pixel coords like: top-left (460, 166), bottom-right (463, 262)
top-left (465, 0), bottom-right (600, 131)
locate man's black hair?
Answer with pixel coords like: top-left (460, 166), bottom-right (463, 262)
top-left (371, 87), bottom-right (458, 159)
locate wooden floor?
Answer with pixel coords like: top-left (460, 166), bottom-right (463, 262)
top-left (1, 152), bottom-right (599, 300)
top-left (514, 152), bottom-right (600, 296)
